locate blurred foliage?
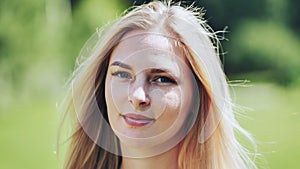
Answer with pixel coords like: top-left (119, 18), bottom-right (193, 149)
top-left (1, 0), bottom-right (299, 90)
top-left (126, 0), bottom-right (300, 85)
top-left (0, 0), bottom-right (125, 106)
top-left (229, 21), bottom-right (300, 85)
top-left (0, 0), bottom-right (125, 168)
top-left (198, 0), bottom-right (300, 85)
top-left (0, 0), bottom-right (299, 169)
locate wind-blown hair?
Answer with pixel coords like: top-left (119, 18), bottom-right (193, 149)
top-left (60, 1), bottom-right (258, 169)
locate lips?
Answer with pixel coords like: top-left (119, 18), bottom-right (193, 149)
top-left (122, 113), bottom-right (154, 127)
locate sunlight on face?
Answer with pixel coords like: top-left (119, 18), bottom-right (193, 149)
top-left (105, 30), bottom-right (198, 156)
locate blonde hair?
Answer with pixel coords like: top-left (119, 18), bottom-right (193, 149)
top-left (60, 1), bottom-right (258, 169)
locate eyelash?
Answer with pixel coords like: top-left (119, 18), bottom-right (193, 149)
top-left (152, 76), bottom-right (177, 84)
top-left (112, 71), bottom-right (132, 79)
top-left (111, 71), bottom-right (177, 85)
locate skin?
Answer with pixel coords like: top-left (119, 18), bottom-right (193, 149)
top-left (105, 29), bottom-right (194, 169)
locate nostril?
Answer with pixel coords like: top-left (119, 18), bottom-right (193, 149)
top-left (129, 99), bottom-right (133, 104)
top-left (140, 100), bottom-right (150, 106)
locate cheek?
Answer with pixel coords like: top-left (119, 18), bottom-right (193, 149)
top-left (104, 78), bottom-right (113, 116)
top-left (105, 78), bottom-right (128, 108)
top-left (162, 85), bottom-right (193, 118)
top-left (164, 91), bottom-right (181, 110)
top-left (166, 91), bottom-right (180, 108)
top-left (105, 77), bottom-right (121, 119)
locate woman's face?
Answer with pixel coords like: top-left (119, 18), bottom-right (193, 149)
top-left (105, 30), bottom-right (195, 149)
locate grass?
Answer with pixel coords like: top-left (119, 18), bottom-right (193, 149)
top-left (0, 96), bottom-right (59, 169)
top-left (232, 83), bottom-right (300, 169)
top-left (0, 82), bottom-right (299, 169)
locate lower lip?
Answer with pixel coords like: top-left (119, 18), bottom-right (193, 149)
top-left (123, 116), bottom-right (154, 127)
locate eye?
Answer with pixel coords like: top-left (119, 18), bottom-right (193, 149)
top-left (112, 71), bottom-right (132, 79)
top-left (153, 76), bottom-right (177, 84)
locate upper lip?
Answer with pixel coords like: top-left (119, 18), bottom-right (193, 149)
top-left (121, 113), bottom-right (155, 120)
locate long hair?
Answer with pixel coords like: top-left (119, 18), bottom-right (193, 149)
top-left (60, 1), bottom-right (258, 169)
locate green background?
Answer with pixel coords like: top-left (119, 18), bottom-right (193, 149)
top-left (0, 0), bottom-right (299, 168)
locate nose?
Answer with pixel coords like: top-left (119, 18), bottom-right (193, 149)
top-left (128, 81), bottom-right (150, 109)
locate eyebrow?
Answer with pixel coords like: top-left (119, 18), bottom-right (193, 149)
top-left (151, 67), bottom-right (180, 79)
top-left (150, 68), bottom-right (170, 74)
top-left (110, 61), bottom-right (178, 77)
top-left (110, 61), bottom-right (132, 70)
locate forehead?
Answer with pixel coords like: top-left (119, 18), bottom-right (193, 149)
top-left (110, 30), bottom-right (187, 63)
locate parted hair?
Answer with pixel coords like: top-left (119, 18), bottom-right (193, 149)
top-left (60, 1), bottom-right (258, 169)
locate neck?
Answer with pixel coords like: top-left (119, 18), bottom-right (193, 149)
top-left (120, 145), bottom-right (179, 169)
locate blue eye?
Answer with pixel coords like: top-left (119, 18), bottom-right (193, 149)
top-left (154, 76), bottom-right (176, 84)
top-left (112, 71), bottom-right (132, 79)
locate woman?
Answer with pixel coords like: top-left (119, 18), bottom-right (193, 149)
top-left (60, 1), bottom-right (258, 169)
